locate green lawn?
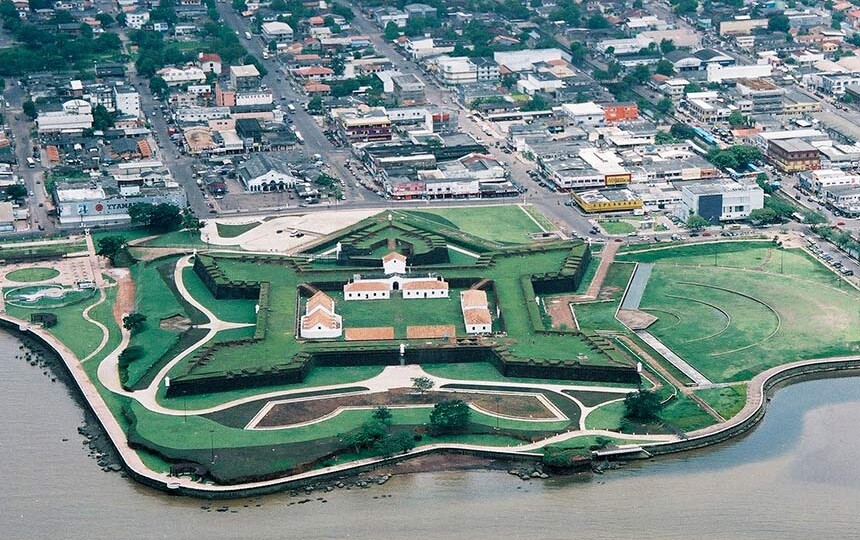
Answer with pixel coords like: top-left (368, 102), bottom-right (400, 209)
top-left (404, 206), bottom-right (546, 244)
top-left (216, 221), bottom-right (260, 238)
top-left (600, 221), bottom-right (635, 235)
top-left (0, 241), bottom-right (87, 258)
top-left (137, 230), bottom-right (211, 248)
top-left (4, 285), bottom-right (96, 309)
top-left (584, 393), bottom-right (715, 433)
top-left (181, 267), bottom-right (258, 324)
top-left (335, 289), bottom-right (469, 338)
top-left (638, 262), bottom-right (860, 382)
top-left (5, 291), bottom-right (105, 360)
top-left (695, 384), bottom-right (747, 419)
top-left (584, 400), bottom-right (626, 430)
top-left (123, 258), bottom-right (190, 389)
top-left (521, 205), bottom-right (555, 231)
top-left (4, 267), bottom-right (60, 282)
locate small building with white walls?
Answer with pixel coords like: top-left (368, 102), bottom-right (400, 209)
top-left (382, 252), bottom-right (407, 274)
top-left (343, 280), bottom-right (391, 300)
top-left (300, 291), bottom-right (342, 339)
top-left (460, 289), bottom-right (492, 334)
top-left (402, 278), bottom-right (449, 299)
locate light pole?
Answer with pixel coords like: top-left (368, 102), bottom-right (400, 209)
top-left (209, 429), bottom-right (215, 465)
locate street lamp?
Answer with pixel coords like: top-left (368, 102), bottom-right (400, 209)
top-left (210, 429), bottom-right (215, 465)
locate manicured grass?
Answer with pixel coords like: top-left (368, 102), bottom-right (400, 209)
top-left (5, 292), bottom-right (105, 360)
top-left (405, 206), bottom-right (545, 244)
top-left (4, 285), bottom-right (96, 309)
top-left (639, 263), bottom-right (860, 382)
top-left (181, 267), bottom-right (257, 324)
top-left (695, 384), bottom-right (747, 419)
top-left (335, 289), bottom-right (469, 338)
top-left (137, 230), bottom-right (210, 248)
top-left (4, 267), bottom-right (60, 282)
top-left (543, 435), bottom-right (655, 452)
top-left (584, 400), bottom-right (626, 430)
top-left (91, 227), bottom-right (152, 246)
top-left (123, 258), bottom-right (189, 388)
top-left (216, 221), bottom-right (260, 238)
top-left (521, 205), bottom-right (555, 231)
top-left (0, 241), bottom-right (87, 258)
top-left (600, 221), bottom-right (635, 235)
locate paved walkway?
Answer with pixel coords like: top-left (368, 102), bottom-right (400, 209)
top-left (635, 330), bottom-right (713, 387)
top-left (620, 262), bottom-right (653, 310)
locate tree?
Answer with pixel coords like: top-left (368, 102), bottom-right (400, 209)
top-left (672, 0), bottom-right (698, 14)
top-left (803, 210), bottom-right (828, 225)
top-left (129, 202), bottom-right (182, 233)
top-left (307, 95), bottom-right (323, 114)
top-left (684, 82), bottom-right (702, 93)
top-left (755, 172), bottom-right (775, 195)
top-left (655, 59), bottom-right (675, 76)
top-left (92, 104), bottom-right (114, 132)
top-left (686, 214), bottom-right (710, 231)
top-left (384, 21), bottom-right (400, 41)
top-left (411, 376), bottom-right (434, 394)
top-left (660, 39), bottom-right (676, 54)
top-left (832, 11), bottom-right (846, 30)
top-left (748, 207), bottom-right (779, 225)
top-left (728, 110), bottom-right (747, 127)
top-left (624, 390), bottom-right (662, 420)
top-left (429, 400), bottom-right (470, 434)
top-left (374, 431), bottom-right (416, 456)
top-left (181, 208), bottom-right (202, 233)
top-left (656, 97), bottom-right (674, 115)
top-left (670, 122), bottom-right (696, 140)
top-left (95, 13), bottom-right (114, 28)
top-left (267, 39), bottom-right (277, 53)
top-left (331, 55), bottom-right (345, 76)
top-left (96, 235), bottom-right (126, 261)
top-left (149, 76), bottom-right (168, 97)
top-left (22, 99), bottom-right (37, 119)
top-left (586, 14), bottom-right (610, 29)
top-left (341, 419), bottom-right (387, 453)
top-left (372, 406), bottom-right (392, 426)
top-left (655, 131), bottom-right (675, 144)
top-left (768, 13), bottom-right (790, 33)
top-left (231, 0), bottom-right (247, 11)
top-left (122, 312), bottom-right (147, 333)
top-left (629, 64), bottom-right (651, 84)
top-left (5, 183), bottom-right (26, 200)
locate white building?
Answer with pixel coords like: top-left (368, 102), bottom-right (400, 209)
top-left (460, 289), bottom-right (492, 334)
top-left (676, 180), bottom-right (764, 223)
top-left (343, 280), bottom-right (391, 300)
top-left (344, 252), bottom-right (450, 300)
top-left (299, 291), bottom-right (343, 339)
top-left (493, 49), bottom-right (570, 72)
top-left (561, 102), bottom-right (605, 128)
top-left (403, 37), bottom-right (454, 60)
top-left (157, 66), bottom-right (206, 86)
top-left (401, 279), bottom-right (449, 299)
top-left (434, 56), bottom-right (478, 85)
top-left (382, 252), bottom-right (407, 274)
top-left (261, 21), bottom-right (294, 43)
top-left (113, 84), bottom-right (141, 118)
top-left (803, 168), bottom-right (860, 193)
top-left (706, 63), bottom-right (772, 83)
top-left (36, 99), bottom-right (94, 134)
top-left (126, 10), bottom-right (150, 30)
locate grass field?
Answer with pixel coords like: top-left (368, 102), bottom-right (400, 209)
top-left (521, 205), bottom-right (554, 231)
top-left (695, 384), bottom-right (747, 419)
top-left (216, 222), bottom-right (260, 238)
top-left (4, 267), bottom-right (60, 282)
top-left (0, 241), bottom-right (87, 258)
top-left (421, 361), bottom-right (638, 388)
top-left (627, 243), bottom-right (860, 382)
top-left (600, 221), bottom-right (635, 235)
top-left (181, 267), bottom-right (257, 324)
top-left (405, 206), bottom-right (547, 244)
top-left (335, 289), bottom-right (471, 338)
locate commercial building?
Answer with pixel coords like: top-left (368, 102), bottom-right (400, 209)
top-left (800, 168), bottom-right (860, 193)
top-left (735, 78), bottom-right (784, 114)
top-left (156, 66), bottom-right (206, 86)
top-left (573, 188), bottom-right (643, 213)
top-left (261, 21), bottom-right (293, 43)
top-left (113, 84), bottom-right (141, 118)
top-left (237, 154), bottom-right (299, 192)
top-left (493, 49), bottom-right (569, 72)
top-left (0, 201), bottom-right (14, 232)
top-left (53, 184), bottom-right (187, 227)
top-left (675, 180), bottom-right (764, 223)
top-left (767, 138), bottom-right (821, 172)
top-left (706, 64), bottom-right (772, 83)
top-left (719, 17), bottom-right (768, 36)
top-left (230, 65), bottom-right (262, 92)
top-left (36, 100), bottom-right (94, 134)
top-left (330, 107), bottom-right (392, 144)
top-left (561, 102), bottom-right (606, 129)
top-left (392, 74), bottom-right (426, 105)
top-left (603, 103), bottom-right (639, 124)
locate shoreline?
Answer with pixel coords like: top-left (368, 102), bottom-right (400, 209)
top-left (2, 316), bottom-right (859, 499)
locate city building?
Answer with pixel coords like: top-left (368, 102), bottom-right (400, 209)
top-left (156, 66), bottom-right (206, 86)
top-left (197, 53), bottom-right (222, 75)
top-left (392, 74), bottom-right (426, 105)
top-left (572, 188), bottom-right (643, 213)
top-left (330, 107), bottom-right (392, 144)
top-left (237, 154), bottom-right (299, 192)
top-left (230, 64), bottom-right (262, 92)
top-left (261, 21), bottom-right (294, 43)
top-left (113, 84), bottom-right (141, 118)
top-left (603, 103), bottom-right (639, 124)
top-left (675, 180), bottom-right (764, 223)
top-left (767, 138), bottom-right (821, 172)
top-left (36, 99), bottom-right (94, 134)
top-left (735, 78), bottom-right (784, 114)
top-left (560, 102), bottom-right (606, 129)
top-left (706, 64), bottom-right (772, 83)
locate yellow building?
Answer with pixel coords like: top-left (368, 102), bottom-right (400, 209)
top-left (573, 188), bottom-right (643, 213)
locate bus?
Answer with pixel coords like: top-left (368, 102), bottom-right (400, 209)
top-left (244, 31), bottom-right (252, 40)
top-left (294, 130), bottom-right (304, 144)
top-left (287, 104), bottom-right (296, 114)
top-left (26, 157), bottom-right (36, 168)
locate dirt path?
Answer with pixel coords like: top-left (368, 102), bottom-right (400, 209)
top-left (112, 270), bottom-right (135, 326)
top-left (585, 242), bottom-right (619, 299)
top-left (545, 297), bottom-right (576, 330)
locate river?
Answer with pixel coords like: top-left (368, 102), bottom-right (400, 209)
top-left (2, 330), bottom-right (859, 540)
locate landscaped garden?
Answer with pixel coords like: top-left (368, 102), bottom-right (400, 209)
top-left (4, 267), bottom-right (60, 282)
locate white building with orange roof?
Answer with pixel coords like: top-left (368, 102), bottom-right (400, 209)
top-left (460, 289), bottom-right (492, 334)
top-left (300, 291), bottom-right (342, 339)
top-left (402, 277), bottom-right (449, 299)
top-left (382, 251), bottom-right (407, 274)
top-left (343, 280), bottom-right (391, 300)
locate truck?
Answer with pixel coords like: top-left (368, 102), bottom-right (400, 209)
top-left (26, 157), bottom-right (36, 168)
top-left (262, 50), bottom-right (269, 60)
top-left (287, 104), bottom-right (296, 114)
top-left (294, 130), bottom-right (304, 144)
top-left (244, 31), bottom-right (252, 40)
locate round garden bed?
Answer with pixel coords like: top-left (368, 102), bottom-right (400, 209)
top-left (5, 267), bottom-right (60, 282)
